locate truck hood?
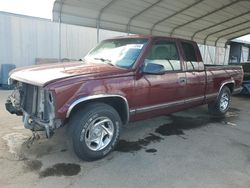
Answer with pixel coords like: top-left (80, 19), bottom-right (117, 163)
top-left (10, 61), bottom-right (129, 87)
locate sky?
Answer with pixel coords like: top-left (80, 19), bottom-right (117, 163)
top-left (0, 0), bottom-right (249, 42)
top-left (236, 35), bottom-right (250, 43)
top-left (0, 0), bottom-right (55, 19)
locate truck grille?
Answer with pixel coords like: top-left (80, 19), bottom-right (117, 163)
top-left (19, 82), bottom-right (51, 121)
top-left (22, 84), bottom-right (38, 114)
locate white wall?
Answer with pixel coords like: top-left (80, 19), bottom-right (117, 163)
top-left (0, 12), bottom-right (126, 68)
top-left (0, 13), bottom-right (59, 67)
top-left (198, 44), bottom-right (230, 65)
top-left (241, 46), bottom-right (249, 62)
top-left (60, 24), bottom-right (97, 60)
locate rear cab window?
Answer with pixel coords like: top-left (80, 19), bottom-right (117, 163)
top-left (181, 41), bottom-right (204, 71)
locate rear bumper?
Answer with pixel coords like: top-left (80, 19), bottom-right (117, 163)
top-left (233, 87), bottom-right (243, 95)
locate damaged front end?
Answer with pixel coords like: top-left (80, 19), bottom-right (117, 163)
top-left (5, 81), bottom-right (62, 138)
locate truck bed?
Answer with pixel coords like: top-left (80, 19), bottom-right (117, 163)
top-left (204, 64), bottom-right (243, 96)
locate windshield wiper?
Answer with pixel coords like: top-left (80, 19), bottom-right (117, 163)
top-left (106, 62), bottom-right (115, 66)
top-left (79, 58), bottom-right (86, 63)
top-left (94, 57), bottom-right (111, 62)
top-left (94, 57), bottom-right (114, 66)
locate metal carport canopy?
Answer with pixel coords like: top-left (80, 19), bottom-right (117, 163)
top-left (53, 0), bottom-right (250, 47)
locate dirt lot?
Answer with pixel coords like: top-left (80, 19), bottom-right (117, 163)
top-left (0, 90), bottom-right (250, 188)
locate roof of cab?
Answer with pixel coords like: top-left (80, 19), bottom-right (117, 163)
top-left (106, 34), bottom-right (196, 44)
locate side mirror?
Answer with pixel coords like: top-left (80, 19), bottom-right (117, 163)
top-left (142, 62), bottom-right (165, 75)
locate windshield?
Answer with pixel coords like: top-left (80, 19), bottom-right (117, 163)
top-left (84, 38), bottom-right (148, 68)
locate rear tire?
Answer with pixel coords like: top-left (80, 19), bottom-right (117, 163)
top-left (208, 86), bottom-right (231, 116)
top-left (69, 102), bottom-right (121, 161)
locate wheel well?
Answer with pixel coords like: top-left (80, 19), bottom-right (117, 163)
top-left (69, 97), bottom-right (129, 125)
top-left (224, 83), bottom-right (234, 93)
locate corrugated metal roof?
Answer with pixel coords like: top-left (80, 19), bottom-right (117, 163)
top-left (53, 0), bottom-right (250, 47)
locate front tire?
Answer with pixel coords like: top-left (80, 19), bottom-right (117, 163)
top-left (69, 103), bottom-right (121, 161)
top-left (208, 86), bottom-right (231, 116)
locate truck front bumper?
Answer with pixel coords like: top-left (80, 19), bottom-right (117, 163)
top-left (5, 99), bottom-right (22, 115)
top-left (5, 99), bottom-right (62, 138)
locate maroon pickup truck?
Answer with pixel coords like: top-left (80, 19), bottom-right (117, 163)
top-left (6, 35), bottom-right (243, 161)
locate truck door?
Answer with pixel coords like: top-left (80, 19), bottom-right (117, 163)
top-left (180, 41), bottom-right (206, 105)
top-left (133, 39), bottom-right (187, 117)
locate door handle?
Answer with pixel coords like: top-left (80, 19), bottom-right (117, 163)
top-left (179, 77), bottom-right (186, 84)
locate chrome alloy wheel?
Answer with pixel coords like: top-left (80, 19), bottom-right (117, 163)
top-left (219, 92), bottom-right (229, 111)
top-left (84, 116), bottom-right (114, 151)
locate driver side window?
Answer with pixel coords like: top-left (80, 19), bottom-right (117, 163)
top-left (144, 40), bottom-right (181, 72)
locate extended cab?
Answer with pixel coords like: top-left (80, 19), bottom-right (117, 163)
top-left (6, 35), bottom-right (243, 161)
